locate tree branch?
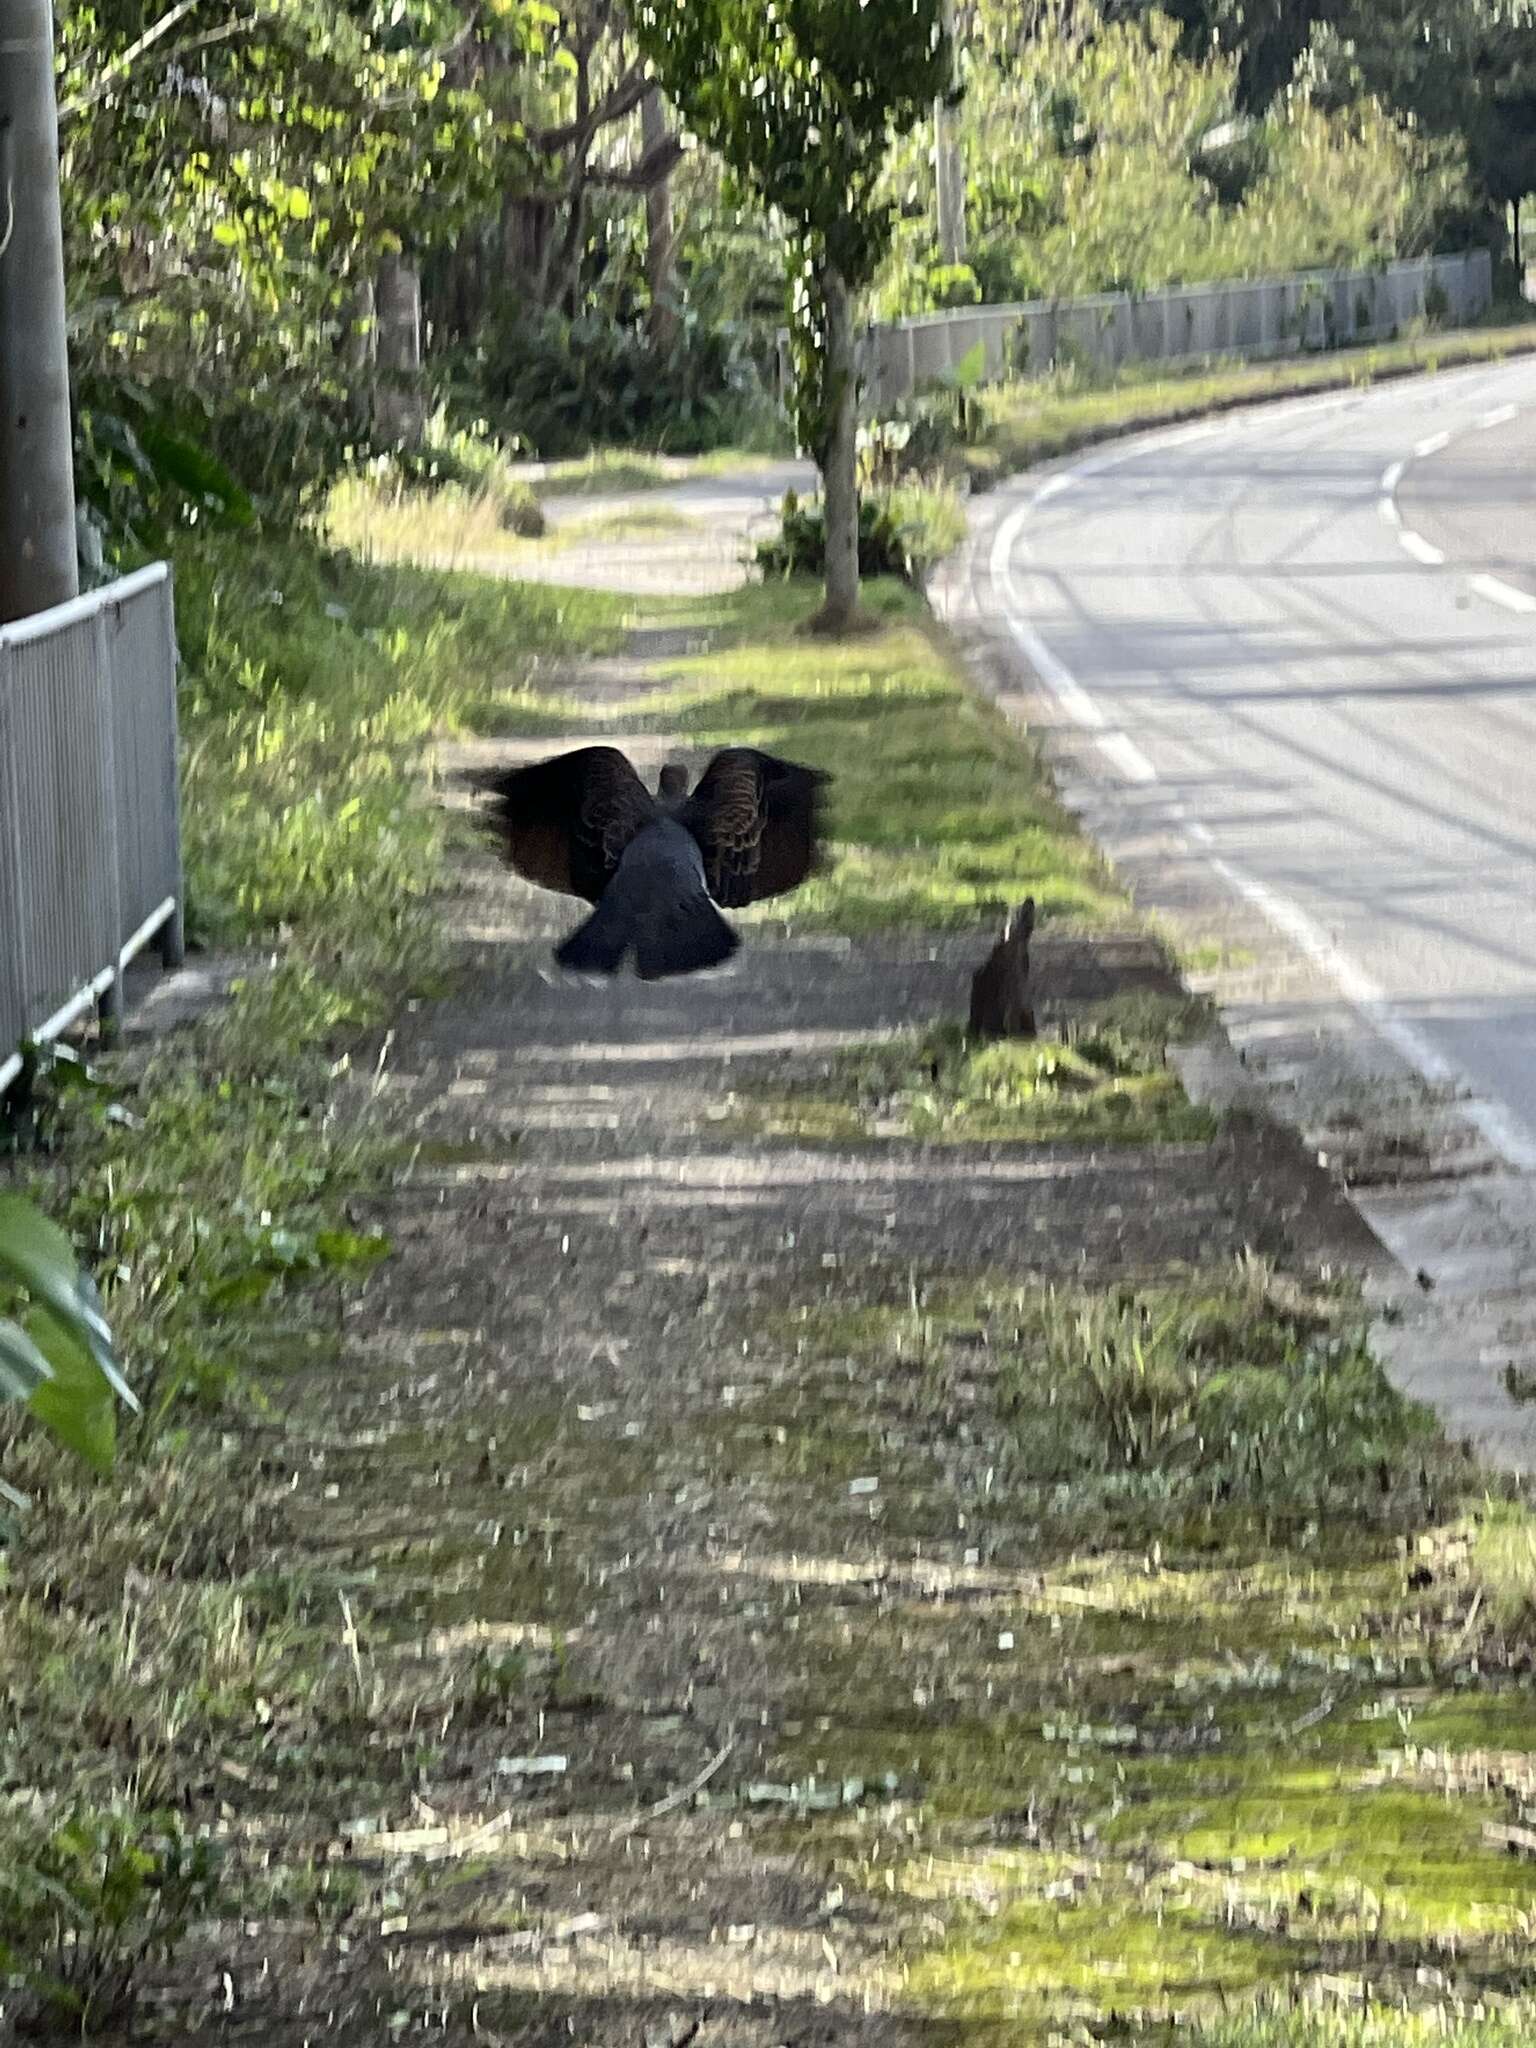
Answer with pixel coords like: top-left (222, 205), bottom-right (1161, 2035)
top-left (58, 0), bottom-right (207, 121)
top-left (529, 61), bottom-right (652, 155)
top-left (588, 133), bottom-right (684, 192)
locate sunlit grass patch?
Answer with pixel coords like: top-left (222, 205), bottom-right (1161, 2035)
top-left (624, 578), bottom-right (1126, 933)
top-left (732, 997), bottom-right (1215, 1145)
top-left (973, 316), bottom-right (1536, 486)
top-left (536, 446), bottom-right (783, 495)
top-left (750, 1269), bottom-right (1530, 2041)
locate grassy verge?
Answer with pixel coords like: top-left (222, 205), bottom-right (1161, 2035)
top-left (745, 1265), bottom-right (1536, 2041)
top-left (533, 445), bottom-right (787, 495)
top-left (968, 313), bottom-right (1536, 487)
top-left (326, 473), bottom-right (707, 569)
top-left (617, 579), bottom-right (1124, 933)
top-left (730, 996), bottom-right (1216, 1146)
top-left (0, 530), bottom-right (626, 2030)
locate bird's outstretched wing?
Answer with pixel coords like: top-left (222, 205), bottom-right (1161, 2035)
top-left (678, 748), bottom-right (831, 909)
top-left (482, 747), bottom-right (657, 903)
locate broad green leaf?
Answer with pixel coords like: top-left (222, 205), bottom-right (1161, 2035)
top-left (26, 1308), bottom-right (118, 1475)
top-left (0, 1195), bottom-right (137, 1414)
top-left (136, 424), bottom-right (255, 528)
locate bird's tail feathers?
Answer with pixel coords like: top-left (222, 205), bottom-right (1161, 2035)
top-left (635, 894), bottom-right (740, 982)
top-left (554, 896), bottom-right (632, 976)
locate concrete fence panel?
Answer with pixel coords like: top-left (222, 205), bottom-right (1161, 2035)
top-left (0, 565), bottom-right (185, 1095)
top-left (774, 251), bottom-right (1497, 411)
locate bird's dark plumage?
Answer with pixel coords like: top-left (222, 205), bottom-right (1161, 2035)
top-left (679, 748), bottom-right (830, 909)
top-left (481, 744), bottom-right (830, 980)
top-left (483, 746), bottom-right (658, 905)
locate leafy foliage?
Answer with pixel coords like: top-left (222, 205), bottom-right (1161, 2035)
top-left (635, 0), bottom-right (953, 290)
top-left (0, 1194), bottom-right (136, 1514)
top-left (756, 489), bottom-right (919, 585)
top-left (57, 0), bottom-right (548, 529)
top-left (876, 5), bottom-right (1460, 318)
top-left (471, 300), bottom-right (767, 456)
top-left (0, 1806), bottom-right (220, 2035)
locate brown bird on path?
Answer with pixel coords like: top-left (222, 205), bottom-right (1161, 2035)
top-left (481, 745), bottom-right (830, 980)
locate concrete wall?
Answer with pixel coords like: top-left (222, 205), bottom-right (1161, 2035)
top-left (776, 251), bottom-right (1493, 412)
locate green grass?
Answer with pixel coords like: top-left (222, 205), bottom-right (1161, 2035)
top-left (583, 577), bottom-right (1127, 933)
top-left (731, 998), bottom-right (1216, 1146)
top-left (753, 1265), bottom-right (1536, 2041)
top-left (970, 313), bottom-right (1536, 487)
top-left (534, 445), bottom-right (785, 495)
top-left (0, 528), bottom-right (627, 2023)
top-left (324, 473), bottom-right (708, 570)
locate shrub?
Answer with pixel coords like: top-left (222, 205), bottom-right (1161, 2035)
top-left (0, 1806), bottom-right (220, 2034)
top-left (756, 490), bottom-right (915, 584)
top-left (472, 304), bottom-right (776, 457)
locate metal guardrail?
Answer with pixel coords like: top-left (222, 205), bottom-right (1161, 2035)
top-left (778, 250), bottom-right (1495, 409)
top-left (0, 564), bottom-right (185, 1095)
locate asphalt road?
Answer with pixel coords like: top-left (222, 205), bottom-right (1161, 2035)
top-left (984, 355), bottom-right (1536, 1171)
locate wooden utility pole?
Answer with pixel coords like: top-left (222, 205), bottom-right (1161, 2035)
top-left (0, 0), bottom-right (80, 623)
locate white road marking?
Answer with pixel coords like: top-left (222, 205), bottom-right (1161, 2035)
top-left (1381, 460), bottom-right (1405, 493)
top-left (1097, 732), bottom-right (1158, 783)
top-left (1479, 403), bottom-right (1519, 431)
top-left (1468, 572), bottom-right (1536, 615)
top-left (1399, 530), bottom-right (1446, 566)
top-left (985, 375), bottom-right (1536, 1176)
top-left (1378, 496), bottom-right (1402, 528)
top-left (1203, 847), bottom-right (1536, 1174)
top-left (1414, 430), bottom-right (1451, 459)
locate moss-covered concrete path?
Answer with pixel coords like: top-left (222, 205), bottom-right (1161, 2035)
top-left (169, 582), bottom-right (1536, 2048)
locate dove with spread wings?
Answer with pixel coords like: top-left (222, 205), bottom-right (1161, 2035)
top-left (481, 746), bottom-right (831, 980)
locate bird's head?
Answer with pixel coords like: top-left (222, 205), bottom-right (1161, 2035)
top-left (657, 762), bottom-right (690, 802)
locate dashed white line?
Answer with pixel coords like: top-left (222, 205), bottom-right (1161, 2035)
top-left (1399, 530), bottom-right (1445, 567)
top-left (1378, 496), bottom-right (1402, 529)
top-left (1414, 430), bottom-right (1451, 460)
top-left (984, 380), bottom-right (1536, 1177)
top-left (1468, 572), bottom-right (1536, 616)
top-left (1479, 403), bottom-right (1519, 432)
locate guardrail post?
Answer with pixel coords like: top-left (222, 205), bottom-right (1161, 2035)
top-left (0, 642), bottom-right (29, 1067)
top-left (91, 602), bottom-right (125, 1037)
top-left (159, 568), bottom-right (186, 970)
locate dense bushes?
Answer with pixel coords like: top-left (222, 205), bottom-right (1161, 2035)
top-left (468, 304), bottom-right (780, 458)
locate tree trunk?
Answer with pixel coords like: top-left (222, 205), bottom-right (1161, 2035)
top-left (934, 0), bottom-right (967, 268)
top-left (0, 0), bottom-right (79, 623)
top-left (374, 253), bottom-right (425, 449)
top-left (342, 277), bottom-right (375, 432)
top-left (642, 89), bottom-right (679, 353)
top-left (809, 264), bottom-right (862, 637)
top-left (502, 193), bottom-right (553, 305)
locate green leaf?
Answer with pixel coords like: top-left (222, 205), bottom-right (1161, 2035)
top-left (204, 1269), bottom-right (280, 1312)
top-left (26, 1308), bottom-right (118, 1475)
top-left (314, 1229), bottom-right (392, 1270)
top-left (0, 1195), bottom-right (137, 1415)
top-left (136, 423), bottom-right (256, 529)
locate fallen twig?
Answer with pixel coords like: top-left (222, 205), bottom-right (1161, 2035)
top-left (608, 1730), bottom-right (735, 1841)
